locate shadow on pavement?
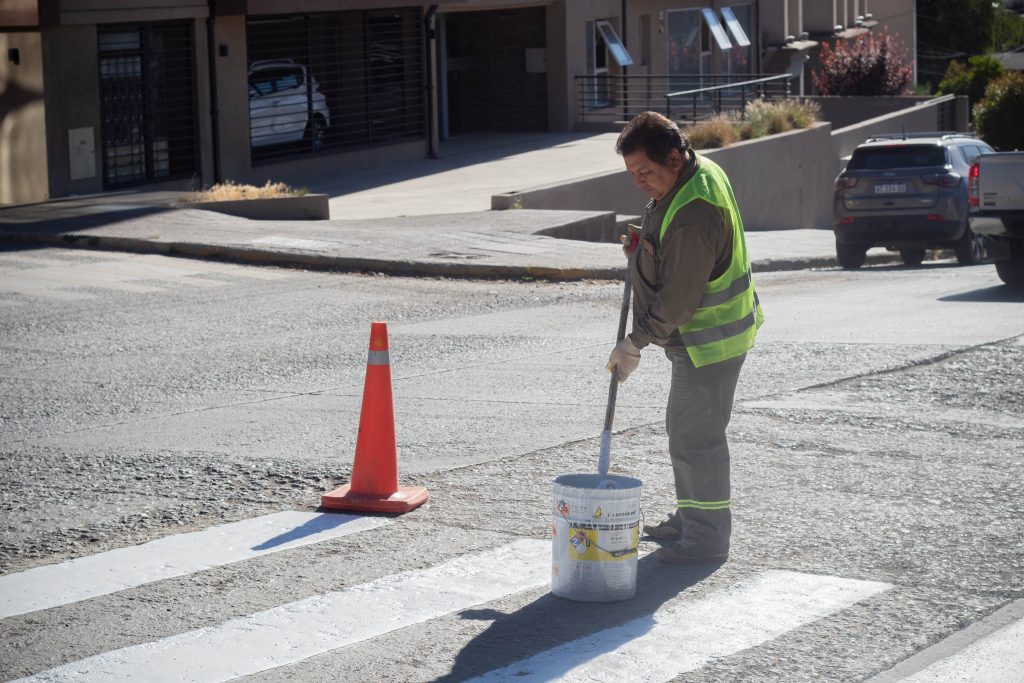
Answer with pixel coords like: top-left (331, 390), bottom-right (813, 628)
top-left (0, 205), bottom-right (173, 253)
top-left (432, 556), bottom-right (722, 682)
top-left (297, 132), bottom-right (611, 199)
top-left (938, 284), bottom-right (1024, 303)
top-left (251, 512), bottom-right (381, 551)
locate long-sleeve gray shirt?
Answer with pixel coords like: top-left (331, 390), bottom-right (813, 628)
top-left (628, 151), bottom-right (734, 350)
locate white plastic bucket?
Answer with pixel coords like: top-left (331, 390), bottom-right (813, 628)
top-left (551, 473), bottom-right (642, 602)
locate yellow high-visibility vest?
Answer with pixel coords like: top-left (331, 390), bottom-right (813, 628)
top-left (660, 155), bottom-right (764, 367)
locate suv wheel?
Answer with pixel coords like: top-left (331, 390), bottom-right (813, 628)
top-left (954, 221), bottom-right (985, 265)
top-left (900, 249), bottom-right (926, 267)
top-left (836, 240), bottom-right (868, 269)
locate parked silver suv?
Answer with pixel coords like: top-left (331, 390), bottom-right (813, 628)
top-left (832, 133), bottom-right (994, 268)
top-left (248, 60), bottom-right (330, 150)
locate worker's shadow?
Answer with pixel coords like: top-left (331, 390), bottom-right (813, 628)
top-left (432, 554), bottom-right (721, 682)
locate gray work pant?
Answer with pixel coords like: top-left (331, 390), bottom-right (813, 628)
top-left (664, 348), bottom-right (745, 552)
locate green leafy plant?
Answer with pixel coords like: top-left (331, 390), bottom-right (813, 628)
top-left (993, 6), bottom-right (1024, 52)
top-left (938, 55), bottom-right (1005, 107)
top-left (812, 31), bottom-right (913, 96)
top-left (974, 72), bottom-right (1024, 151)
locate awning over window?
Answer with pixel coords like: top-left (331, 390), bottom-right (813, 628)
top-left (596, 20), bottom-right (634, 66)
top-left (720, 7), bottom-right (751, 48)
top-left (701, 8), bottom-right (733, 50)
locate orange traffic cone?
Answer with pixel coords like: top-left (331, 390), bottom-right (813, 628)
top-left (321, 321), bottom-right (428, 513)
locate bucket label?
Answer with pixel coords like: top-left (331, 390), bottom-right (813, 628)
top-left (566, 526), bottom-right (639, 562)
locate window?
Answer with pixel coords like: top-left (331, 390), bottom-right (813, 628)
top-left (701, 8), bottom-right (733, 51)
top-left (596, 20), bottom-right (633, 67)
top-left (848, 146), bottom-right (948, 171)
top-left (667, 9), bottom-right (702, 90)
top-left (720, 7), bottom-right (751, 47)
top-left (722, 5), bottom-right (753, 78)
top-left (586, 20), bottom-right (633, 108)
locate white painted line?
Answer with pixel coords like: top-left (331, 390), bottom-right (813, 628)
top-left (470, 569), bottom-right (892, 682)
top-left (895, 614), bottom-right (1024, 683)
top-left (16, 539), bottom-right (550, 683)
top-left (0, 511), bottom-right (389, 619)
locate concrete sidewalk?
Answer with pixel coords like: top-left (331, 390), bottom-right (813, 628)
top-left (0, 132), bottom-right (855, 279)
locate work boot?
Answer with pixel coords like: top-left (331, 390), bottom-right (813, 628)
top-left (656, 536), bottom-right (728, 565)
top-left (642, 511), bottom-right (684, 540)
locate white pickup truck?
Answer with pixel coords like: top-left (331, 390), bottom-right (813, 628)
top-left (969, 152), bottom-right (1024, 287)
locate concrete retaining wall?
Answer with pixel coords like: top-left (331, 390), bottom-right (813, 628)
top-left (494, 96), bottom-right (967, 235)
top-left (494, 122), bottom-right (834, 232)
top-left (182, 193), bottom-right (330, 220)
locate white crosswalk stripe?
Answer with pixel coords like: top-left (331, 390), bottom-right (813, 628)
top-left (15, 539), bottom-right (551, 683)
top-left (3, 513), bottom-right (906, 683)
top-left (468, 570), bottom-right (892, 682)
top-left (0, 511), bottom-right (389, 619)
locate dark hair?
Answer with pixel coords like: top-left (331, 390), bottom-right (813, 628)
top-left (615, 111), bottom-right (690, 165)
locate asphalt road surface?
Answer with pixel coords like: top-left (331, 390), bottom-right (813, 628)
top-left (1, 247), bottom-right (1022, 682)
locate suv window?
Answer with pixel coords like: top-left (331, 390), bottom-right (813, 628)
top-left (847, 145), bottom-right (947, 170)
top-left (959, 144), bottom-right (992, 165)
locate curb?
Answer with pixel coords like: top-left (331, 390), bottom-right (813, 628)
top-left (1, 230), bottom-right (902, 281)
top-left (1, 231), bottom-right (626, 281)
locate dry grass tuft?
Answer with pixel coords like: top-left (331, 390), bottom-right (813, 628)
top-left (684, 113), bottom-right (741, 150)
top-left (746, 99), bottom-right (821, 137)
top-left (682, 98), bottom-right (821, 149)
top-left (192, 180), bottom-right (307, 202)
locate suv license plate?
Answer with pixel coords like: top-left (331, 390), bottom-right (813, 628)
top-left (874, 183), bottom-right (907, 194)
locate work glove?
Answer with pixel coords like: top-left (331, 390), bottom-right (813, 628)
top-left (607, 337), bottom-right (641, 383)
top-left (620, 225), bottom-right (641, 258)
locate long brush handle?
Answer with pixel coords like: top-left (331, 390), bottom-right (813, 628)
top-left (599, 231), bottom-right (638, 483)
top-left (603, 250), bottom-right (635, 433)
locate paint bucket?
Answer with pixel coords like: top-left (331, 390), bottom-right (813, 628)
top-left (551, 473), bottom-right (642, 602)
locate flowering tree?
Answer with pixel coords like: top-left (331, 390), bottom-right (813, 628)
top-left (812, 31), bottom-right (913, 96)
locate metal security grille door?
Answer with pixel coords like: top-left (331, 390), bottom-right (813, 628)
top-left (98, 23), bottom-right (198, 188)
top-left (246, 9), bottom-right (424, 162)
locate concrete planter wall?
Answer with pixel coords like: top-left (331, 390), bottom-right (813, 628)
top-left (494, 96), bottom-right (963, 234)
top-left (493, 123), bottom-right (833, 231)
top-left (182, 193), bottom-right (330, 220)
top-left (705, 123), bottom-right (834, 231)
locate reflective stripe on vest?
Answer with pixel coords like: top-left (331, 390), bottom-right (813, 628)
top-left (698, 269), bottom-right (751, 309)
top-left (661, 155), bottom-right (763, 368)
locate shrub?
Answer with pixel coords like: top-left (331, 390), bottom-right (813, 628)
top-left (812, 31), bottom-right (913, 96)
top-left (993, 6), bottom-right (1024, 52)
top-left (746, 100), bottom-right (792, 138)
top-left (684, 113), bottom-right (741, 149)
top-left (192, 180), bottom-right (307, 201)
top-left (974, 72), bottom-right (1024, 151)
top-left (937, 55), bottom-right (1005, 107)
top-left (683, 99), bottom-right (820, 149)
top-left (745, 99), bottom-right (820, 137)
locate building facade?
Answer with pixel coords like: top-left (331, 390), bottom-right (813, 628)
top-left (1, 0), bottom-right (913, 205)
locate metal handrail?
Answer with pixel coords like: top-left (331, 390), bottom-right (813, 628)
top-left (574, 72), bottom-right (797, 127)
top-left (664, 73), bottom-right (795, 120)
